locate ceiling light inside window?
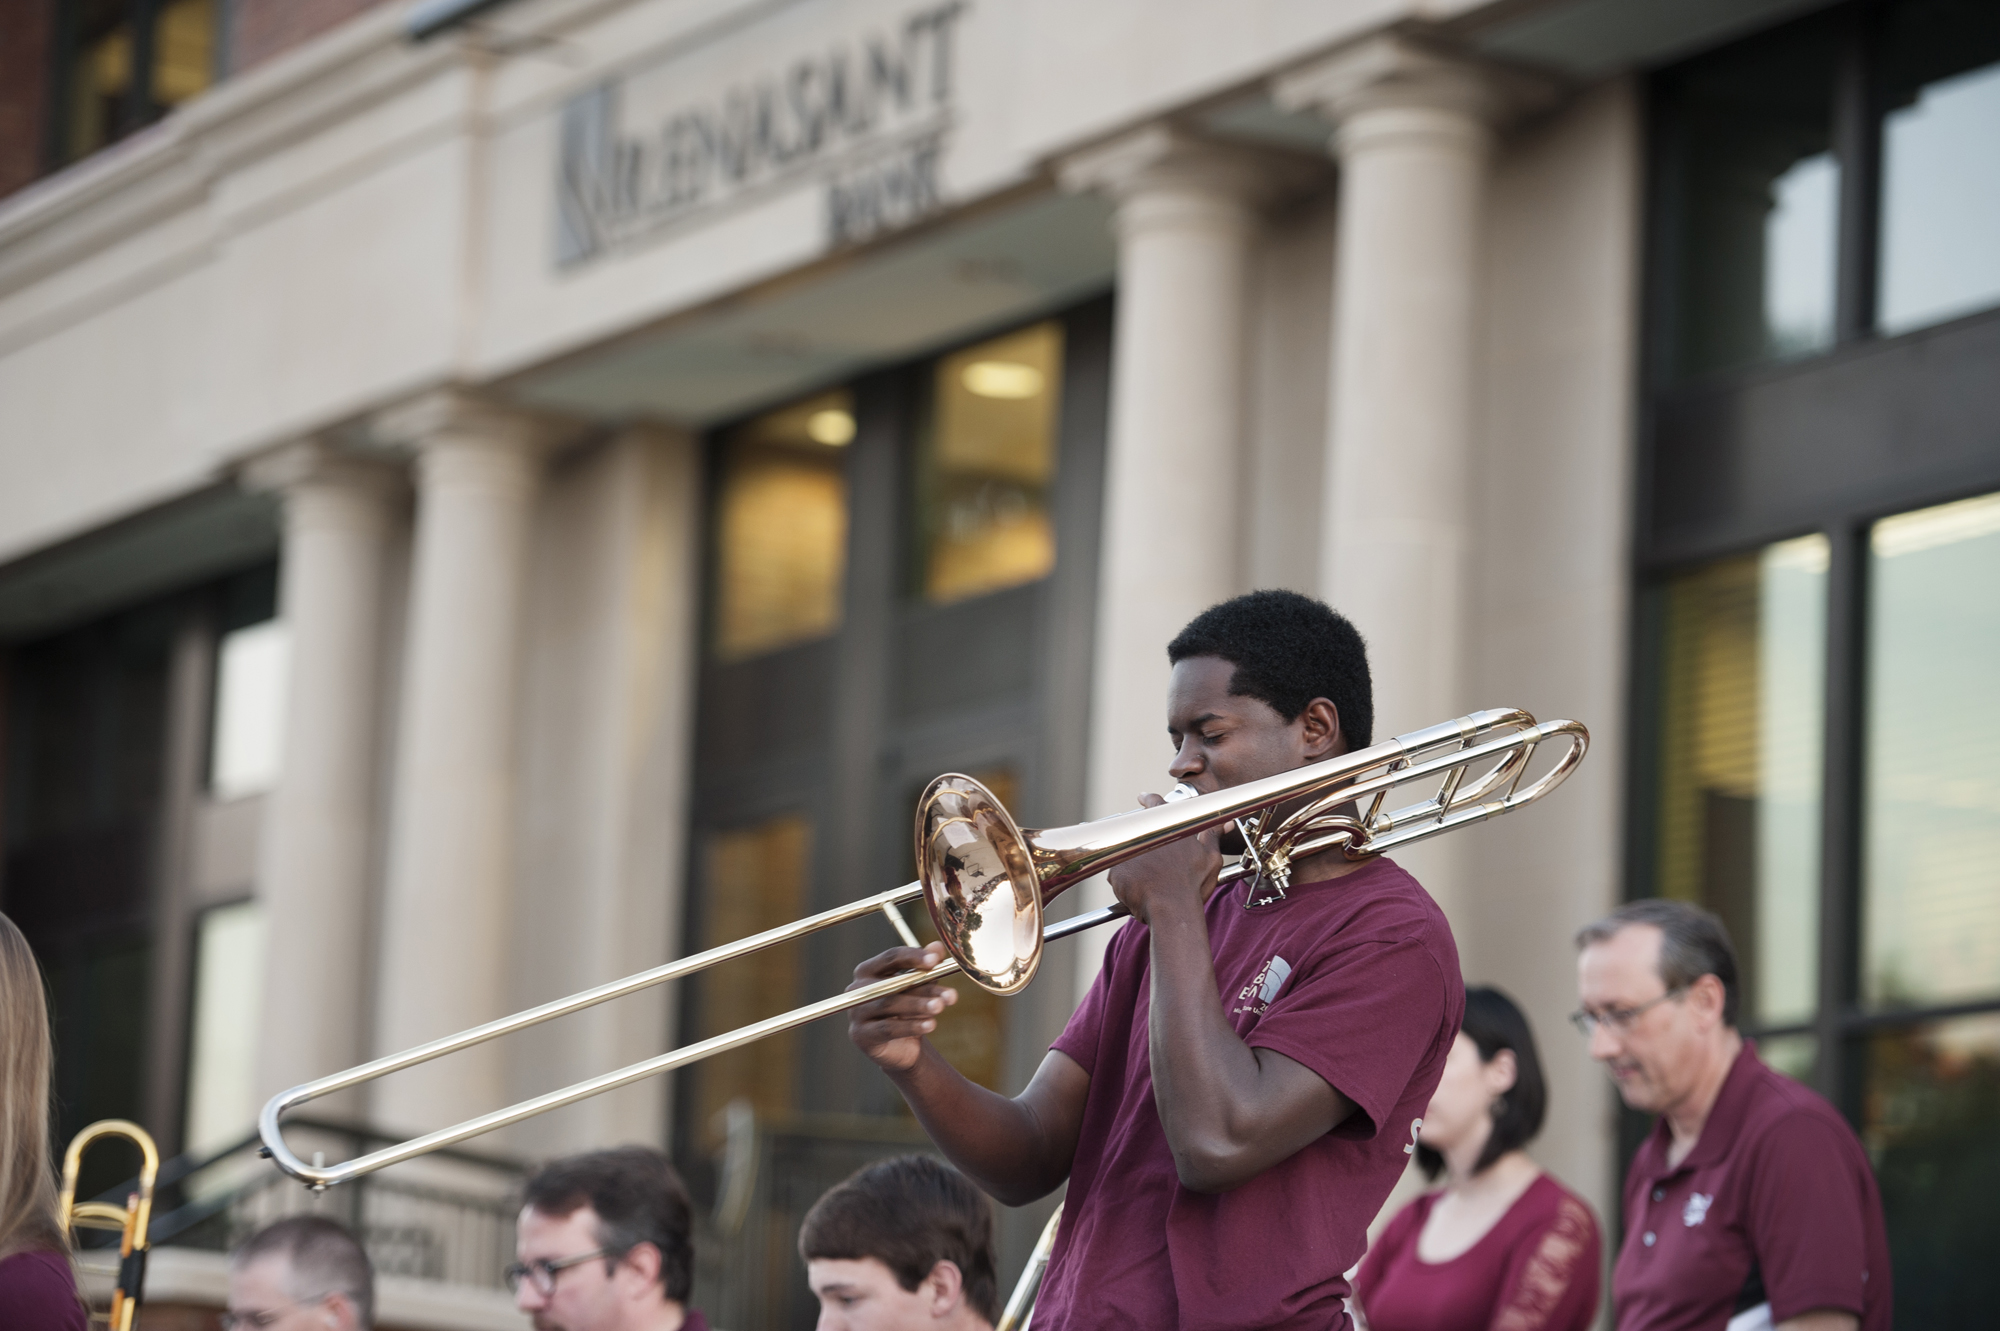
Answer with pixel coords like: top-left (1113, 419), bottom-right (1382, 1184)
top-left (806, 409), bottom-right (856, 445)
top-left (961, 361), bottom-right (1044, 399)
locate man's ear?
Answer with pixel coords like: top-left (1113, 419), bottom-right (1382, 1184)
top-left (1687, 973), bottom-right (1729, 1029)
top-left (618, 1241), bottom-right (664, 1293)
top-left (1300, 698), bottom-right (1342, 759)
top-left (924, 1259), bottom-right (965, 1316)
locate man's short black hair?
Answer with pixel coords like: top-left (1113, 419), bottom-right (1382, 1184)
top-left (798, 1155), bottom-right (999, 1322)
top-left (1167, 590), bottom-right (1374, 749)
top-left (1414, 986), bottom-right (1550, 1181)
top-left (521, 1146), bottom-right (694, 1302)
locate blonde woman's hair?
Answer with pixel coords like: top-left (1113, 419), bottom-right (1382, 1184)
top-left (0, 912), bottom-right (66, 1260)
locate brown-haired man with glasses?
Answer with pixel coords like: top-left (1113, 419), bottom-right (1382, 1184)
top-left (509, 1146), bottom-right (710, 1331)
top-left (1575, 899), bottom-right (1889, 1331)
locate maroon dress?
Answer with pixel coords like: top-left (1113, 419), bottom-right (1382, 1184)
top-left (1352, 1173), bottom-right (1601, 1331)
top-left (0, 1248), bottom-right (89, 1330)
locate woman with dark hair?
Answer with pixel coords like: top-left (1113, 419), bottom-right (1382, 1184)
top-left (0, 912), bottom-right (87, 1327)
top-left (1351, 987), bottom-right (1601, 1331)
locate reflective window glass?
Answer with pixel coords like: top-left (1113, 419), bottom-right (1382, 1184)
top-left (712, 390), bottom-right (852, 660)
top-left (1757, 1031), bottom-right (1817, 1085)
top-left (61, 0), bottom-right (217, 166)
top-left (1861, 1013), bottom-right (2000, 1325)
top-left (689, 814), bottom-right (811, 1151)
top-left (1656, 14), bottom-right (1841, 380)
top-left (1863, 492), bottom-right (2000, 1009)
top-left (1878, 2), bottom-right (2000, 335)
top-left (210, 618), bottom-right (288, 800)
top-left (153, 0), bottom-right (218, 109)
top-left (183, 900), bottom-right (264, 1154)
top-left (918, 323), bottom-right (1062, 604)
top-left (1653, 535), bottom-right (1827, 1028)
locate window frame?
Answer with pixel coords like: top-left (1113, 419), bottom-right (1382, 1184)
top-left (1634, 0), bottom-right (2000, 1112)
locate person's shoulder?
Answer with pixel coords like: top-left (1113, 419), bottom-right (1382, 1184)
top-left (0, 1247), bottom-right (85, 1319)
top-left (1735, 1061), bottom-right (1867, 1160)
top-left (1517, 1172), bottom-right (1601, 1237)
top-left (1330, 858), bottom-right (1459, 968)
top-left (1309, 857), bottom-right (1447, 934)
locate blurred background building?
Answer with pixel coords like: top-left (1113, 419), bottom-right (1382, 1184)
top-left (0, 0), bottom-right (1994, 1326)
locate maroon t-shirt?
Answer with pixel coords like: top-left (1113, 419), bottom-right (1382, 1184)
top-left (0, 1249), bottom-right (88, 1330)
top-left (1614, 1044), bottom-right (1892, 1331)
top-left (1036, 856), bottom-right (1463, 1331)
top-left (1352, 1173), bottom-right (1602, 1331)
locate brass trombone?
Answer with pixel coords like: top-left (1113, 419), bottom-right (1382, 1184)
top-left (261, 708), bottom-right (1587, 1189)
top-left (59, 1120), bottom-right (159, 1331)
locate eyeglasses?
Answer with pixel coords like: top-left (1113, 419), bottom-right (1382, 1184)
top-left (1569, 988), bottom-right (1685, 1037)
top-left (504, 1248), bottom-right (612, 1297)
top-left (220, 1295), bottom-right (331, 1329)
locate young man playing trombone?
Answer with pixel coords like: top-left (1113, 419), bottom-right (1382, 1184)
top-left (847, 590), bottom-right (1467, 1330)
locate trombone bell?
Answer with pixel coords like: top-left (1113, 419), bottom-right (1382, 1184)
top-left (917, 775), bottom-right (1045, 995)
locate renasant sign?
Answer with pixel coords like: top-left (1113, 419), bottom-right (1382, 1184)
top-left (556, 1), bottom-right (967, 266)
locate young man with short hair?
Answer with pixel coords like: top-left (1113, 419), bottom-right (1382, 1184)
top-left (1575, 899), bottom-right (1891, 1331)
top-left (510, 1146), bottom-right (709, 1331)
top-left (847, 590), bottom-right (1466, 1329)
top-left (225, 1215), bottom-right (374, 1331)
top-left (799, 1154), bottom-right (998, 1331)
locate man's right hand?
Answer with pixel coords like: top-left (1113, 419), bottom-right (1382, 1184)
top-left (847, 942), bottom-right (959, 1072)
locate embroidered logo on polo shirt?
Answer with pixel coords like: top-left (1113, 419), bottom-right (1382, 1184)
top-left (1684, 1192), bottom-right (1714, 1227)
top-left (1232, 954), bottom-right (1292, 1016)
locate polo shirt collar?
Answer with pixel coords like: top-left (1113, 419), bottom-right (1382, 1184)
top-left (1640, 1038), bottom-right (1765, 1177)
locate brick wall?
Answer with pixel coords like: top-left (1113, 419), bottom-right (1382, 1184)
top-left (0, 0), bottom-right (53, 198)
top-left (229, 0), bottom-right (397, 72)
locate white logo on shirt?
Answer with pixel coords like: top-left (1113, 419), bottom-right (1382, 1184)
top-left (1405, 1118), bottom-right (1424, 1156)
top-left (1231, 954), bottom-right (1292, 1016)
top-left (1684, 1192), bottom-right (1714, 1227)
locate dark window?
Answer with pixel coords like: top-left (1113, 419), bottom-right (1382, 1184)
top-left (48, 0), bottom-right (220, 170)
top-left (0, 560), bottom-right (274, 1192)
top-left (679, 300), bottom-right (1110, 1329)
top-left (1640, 4), bottom-right (2000, 1322)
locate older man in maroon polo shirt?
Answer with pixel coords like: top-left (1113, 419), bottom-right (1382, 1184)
top-left (846, 592), bottom-right (1465, 1329)
top-left (1575, 899), bottom-right (1891, 1331)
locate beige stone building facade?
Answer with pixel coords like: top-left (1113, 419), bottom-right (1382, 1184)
top-left (2, 0), bottom-right (1996, 1326)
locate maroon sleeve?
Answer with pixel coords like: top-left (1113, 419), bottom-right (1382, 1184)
top-left (0, 1251), bottom-right (89, 1331)
top-left (1049, 927), bottom-right (1122, 1074)
top-left (1245, 938), bottom-right (1448, 1138)
top-left (1745, 1112), bottom-right (1874, 1321)
top-left (1489, 1191), bottom-right (1602, 1331)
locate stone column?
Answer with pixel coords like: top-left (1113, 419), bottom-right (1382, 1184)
top-left (247, 442), bottom-right (402, 1113)
top-left (1278, 39), bottom-right (1550, 917)
top-left (1058, 128), bottom-right (1273, 985)
top-left (370, 392), bottom-right (559, 1132)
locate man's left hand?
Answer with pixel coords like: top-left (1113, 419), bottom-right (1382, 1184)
top-left (1107, 792), bottom-right (1222, 926)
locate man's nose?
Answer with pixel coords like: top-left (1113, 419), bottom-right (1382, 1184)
top-left (1588, 1018), bottom-right (1621, 1062)
top-left (1168, 739), bottom-right (1203, 781)
top-left (514, 1282), bottom-right (543, 1313)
